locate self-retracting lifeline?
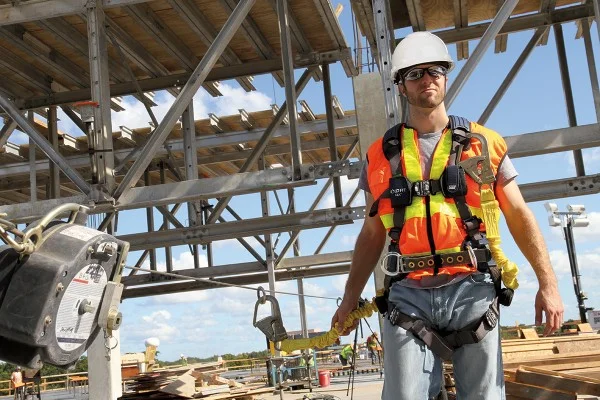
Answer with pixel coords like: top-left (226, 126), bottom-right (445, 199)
top-left (0, 203), bottom-right (129, 369)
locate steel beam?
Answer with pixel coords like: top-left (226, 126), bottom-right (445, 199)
top-left (113, 0), bottom-right (256, 201)
top-left (0, 118), bottom-right (17, 148)
top-left (277, 0), bottom-right (302, 178)
top-left (0, 0), bottom-right (150, 25)
top-left (19, 49), bottom-right (351, 109)
top-left (478, 28), bottom-right (545, 125)
top-left (373, 0), bottom-right (399, 127)
top-left (122, 264), bottom-right (350, 299)
top-left (144, 169), bottom-right (157, 271)
top-left (28, 111), bottom-right (36, 202)
top-left (60, 106), bottom-right (87, 133)
top-left (0, 118), bottom-right (358, 181)
top-left (428, 5), bottom-right (594, 45)
top-left (119, 206), bottom-right (364, 251)
top-left (47, 106), bottom-right (60, 199)
top-left (167, 0), bottom-right (255, 92)
top-left (0, 94), bottom-right (92, 196)
top-left (520, 174), bottom-right (600, 202)
top-left (206, 67), bottom-right (315, 223)
top-left (322, 63), bottom-right (343, 207)
top-left (87, 1), bottom-right (115, 190)
top-left (581, 18), bottom-right (600, 123)
top-left (554, 23), bottom-right (585, 177)
top-left (446, 0), bottom-right (519, 108)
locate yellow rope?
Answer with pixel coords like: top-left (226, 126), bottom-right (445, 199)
top-left (480, 187), bottom-right (519, 290)
top-left (278, 300), bottom-right (378, 353)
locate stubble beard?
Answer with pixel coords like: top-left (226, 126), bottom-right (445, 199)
top-left (405, 88), bottom-right (446, 109)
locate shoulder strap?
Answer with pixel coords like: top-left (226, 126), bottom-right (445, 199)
top-left (382, 123), bottom-right (403, 174)
top-left (447, 116), bottom-right (481, 237)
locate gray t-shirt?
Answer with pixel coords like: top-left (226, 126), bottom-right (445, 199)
top-left (358, 130), bottom-right (518, 289)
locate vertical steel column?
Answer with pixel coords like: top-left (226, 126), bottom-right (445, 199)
top-left (581, 18), bottom-right (600, 123)
top-left (47, 106), bottom-right (60, 199)
top-left (276, 0), bottom-right (302, 178)
top-left (28, 111), bottom-right (37, 203)
top-left (554, 24), bottom-right (585, 176)
top-left (322, 63), bottom-right (343, 208)
top-left (160, 162), bottom-right (173, 273)
top-left (86, 0), bottom-right (115, 191)
top-left (478, 28), bottom-right (545, 125)
top-left (144, 170), bottom-right (157, 271)
top-left (288, 188), bottom-right (309, 339)
top-left (182, 102), bottom-right (201, 269)
top-left (446, 0), bottom-right (519, 108)
top-left (593, 0), bottom-right (600, 45)
top-left (373, 0), bottom-right (399, 128)
top-left (259, 156), bottom-right (276, 296)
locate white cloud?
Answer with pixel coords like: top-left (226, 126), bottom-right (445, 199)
top-left (321, 176), bottom-right (364, 209)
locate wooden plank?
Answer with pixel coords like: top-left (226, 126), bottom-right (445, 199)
top-left (519, 328), bottom-right (539, 339)
top-left (515, 367), bottom-right (600, 396)
top-left (505, 380), bottom-right (576, 400)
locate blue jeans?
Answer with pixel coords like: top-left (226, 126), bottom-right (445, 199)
top-left (382, 273), bottom-right (505, 400)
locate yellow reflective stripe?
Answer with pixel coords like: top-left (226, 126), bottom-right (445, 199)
top-left (430, 129), bottom-right (452, 179)
top-left (380, 214), bottom-right (394, 229)
top-left (401, 127), bottom-right (421, 181)
top-left (404, 247), bottom-right (462, 257)
top-left (429, 196), bottom-right (460, 218)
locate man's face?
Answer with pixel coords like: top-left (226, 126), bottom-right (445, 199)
top-left (398, 63), bottom-right (448, 110)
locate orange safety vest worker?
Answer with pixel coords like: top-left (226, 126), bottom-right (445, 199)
top-left (366, 119), bottom-right (506, 279)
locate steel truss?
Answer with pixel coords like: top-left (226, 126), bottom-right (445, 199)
top-left (0, 0), bottom-right (598, 396)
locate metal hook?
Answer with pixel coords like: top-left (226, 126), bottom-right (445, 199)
top-left (256, 286), bottom-right (267, 304)
top-left (337, 297), bottom-right (342, 306)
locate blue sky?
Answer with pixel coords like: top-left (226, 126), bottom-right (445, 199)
top-left (2, 2), bottom-right (600, 362)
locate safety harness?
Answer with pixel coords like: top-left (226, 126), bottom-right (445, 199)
top-left (371, 116), bottom-right (514, 361)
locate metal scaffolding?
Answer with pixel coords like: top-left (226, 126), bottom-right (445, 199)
top-left (0, 0), bottom-right (599, 397)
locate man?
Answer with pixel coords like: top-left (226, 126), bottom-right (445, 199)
top-left (366, 332), bottom-right (381, 365)
top-left (338, 344), bottom-right (354, 367)
top-left (11, 366), bottom-right (24, 400)
top-left (331, 31), bottom-right (564, 399)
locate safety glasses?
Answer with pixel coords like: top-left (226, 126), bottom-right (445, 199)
top-left (403, 65), bottom-right (448, 81)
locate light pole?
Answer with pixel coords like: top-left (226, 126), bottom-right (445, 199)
top-left (545, 202), bottom-right (592, 323)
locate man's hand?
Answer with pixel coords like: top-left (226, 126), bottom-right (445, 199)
top-left (331, 298), bottom-right (359, 336)
top-left (535, 286), bottom-right (564, 336)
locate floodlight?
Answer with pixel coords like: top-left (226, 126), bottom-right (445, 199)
top-left (572, 216), bottom-right (590, 228)
top-left (545, 202), bottom-right (558, 213)
top-left (567, 204), bottom-right (586, 213)
top-left (547, 214), bottom-right (561, 227)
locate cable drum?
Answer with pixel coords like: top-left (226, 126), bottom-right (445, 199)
top-left (0, 217), bottom-right (128, 369)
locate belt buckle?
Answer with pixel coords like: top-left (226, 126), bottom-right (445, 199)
top-left (381, 252), bottom-right (404, 276)
top-left (413, 180), bottom-right (431, 197)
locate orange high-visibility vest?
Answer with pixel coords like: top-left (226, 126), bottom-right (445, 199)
top-left (366, 122), bottom-right (507, 279)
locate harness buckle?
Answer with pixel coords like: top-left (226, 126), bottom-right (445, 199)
top-left (466, 244), bottom-right (478, 267)
top-left (484, 306), bottom-right (498, 328)
top-left (380, 252), bottom-right (404, 276)
top-left (413, 180), bottom-right (431, 197)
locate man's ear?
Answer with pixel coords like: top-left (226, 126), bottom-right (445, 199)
top-left (398, 84), bottom-right (406, 97)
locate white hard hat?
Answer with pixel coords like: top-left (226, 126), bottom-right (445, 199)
top-left (391, 32), bottom-right (454, 83)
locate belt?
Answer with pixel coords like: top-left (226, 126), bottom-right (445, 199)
top-left (382, 248), bottom-right (490, 275)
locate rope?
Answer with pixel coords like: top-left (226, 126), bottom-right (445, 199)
top-left (479, 187), bottom-right (519, 290)
top-left (124, 266), bottom-right (340, 301)
top-left (278, 299), bottom-right (378, 353)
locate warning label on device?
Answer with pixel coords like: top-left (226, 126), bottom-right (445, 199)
top-left (55, 264), bottom-right (107, 352)
top-left (60, 225), bottom-right (103, 242)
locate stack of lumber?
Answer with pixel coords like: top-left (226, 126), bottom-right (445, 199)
top-left (119, 363), bottom-right (272, 400)
top-left (502, 332), bottom-right (600, 399)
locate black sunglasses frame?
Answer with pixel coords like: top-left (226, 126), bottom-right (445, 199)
top-left (402, 66), bottom-right (448, 82)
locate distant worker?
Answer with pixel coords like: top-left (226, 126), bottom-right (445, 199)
top-left (366, 332), bottom-right (381, 365)
top-left (338, 344), bottom-right (353, 367)
top-left (331, 31), bottom-right (564, 399)
top-left (11, 366), bottom-right (24, 400)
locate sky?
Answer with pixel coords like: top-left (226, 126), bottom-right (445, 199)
top-left (2, 2), bottom-right (600, 362)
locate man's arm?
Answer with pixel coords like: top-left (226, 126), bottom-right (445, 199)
top-left (495, 179), bottom-right (564, 335)
top-left (331, 193), bottom-right (387, 335)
